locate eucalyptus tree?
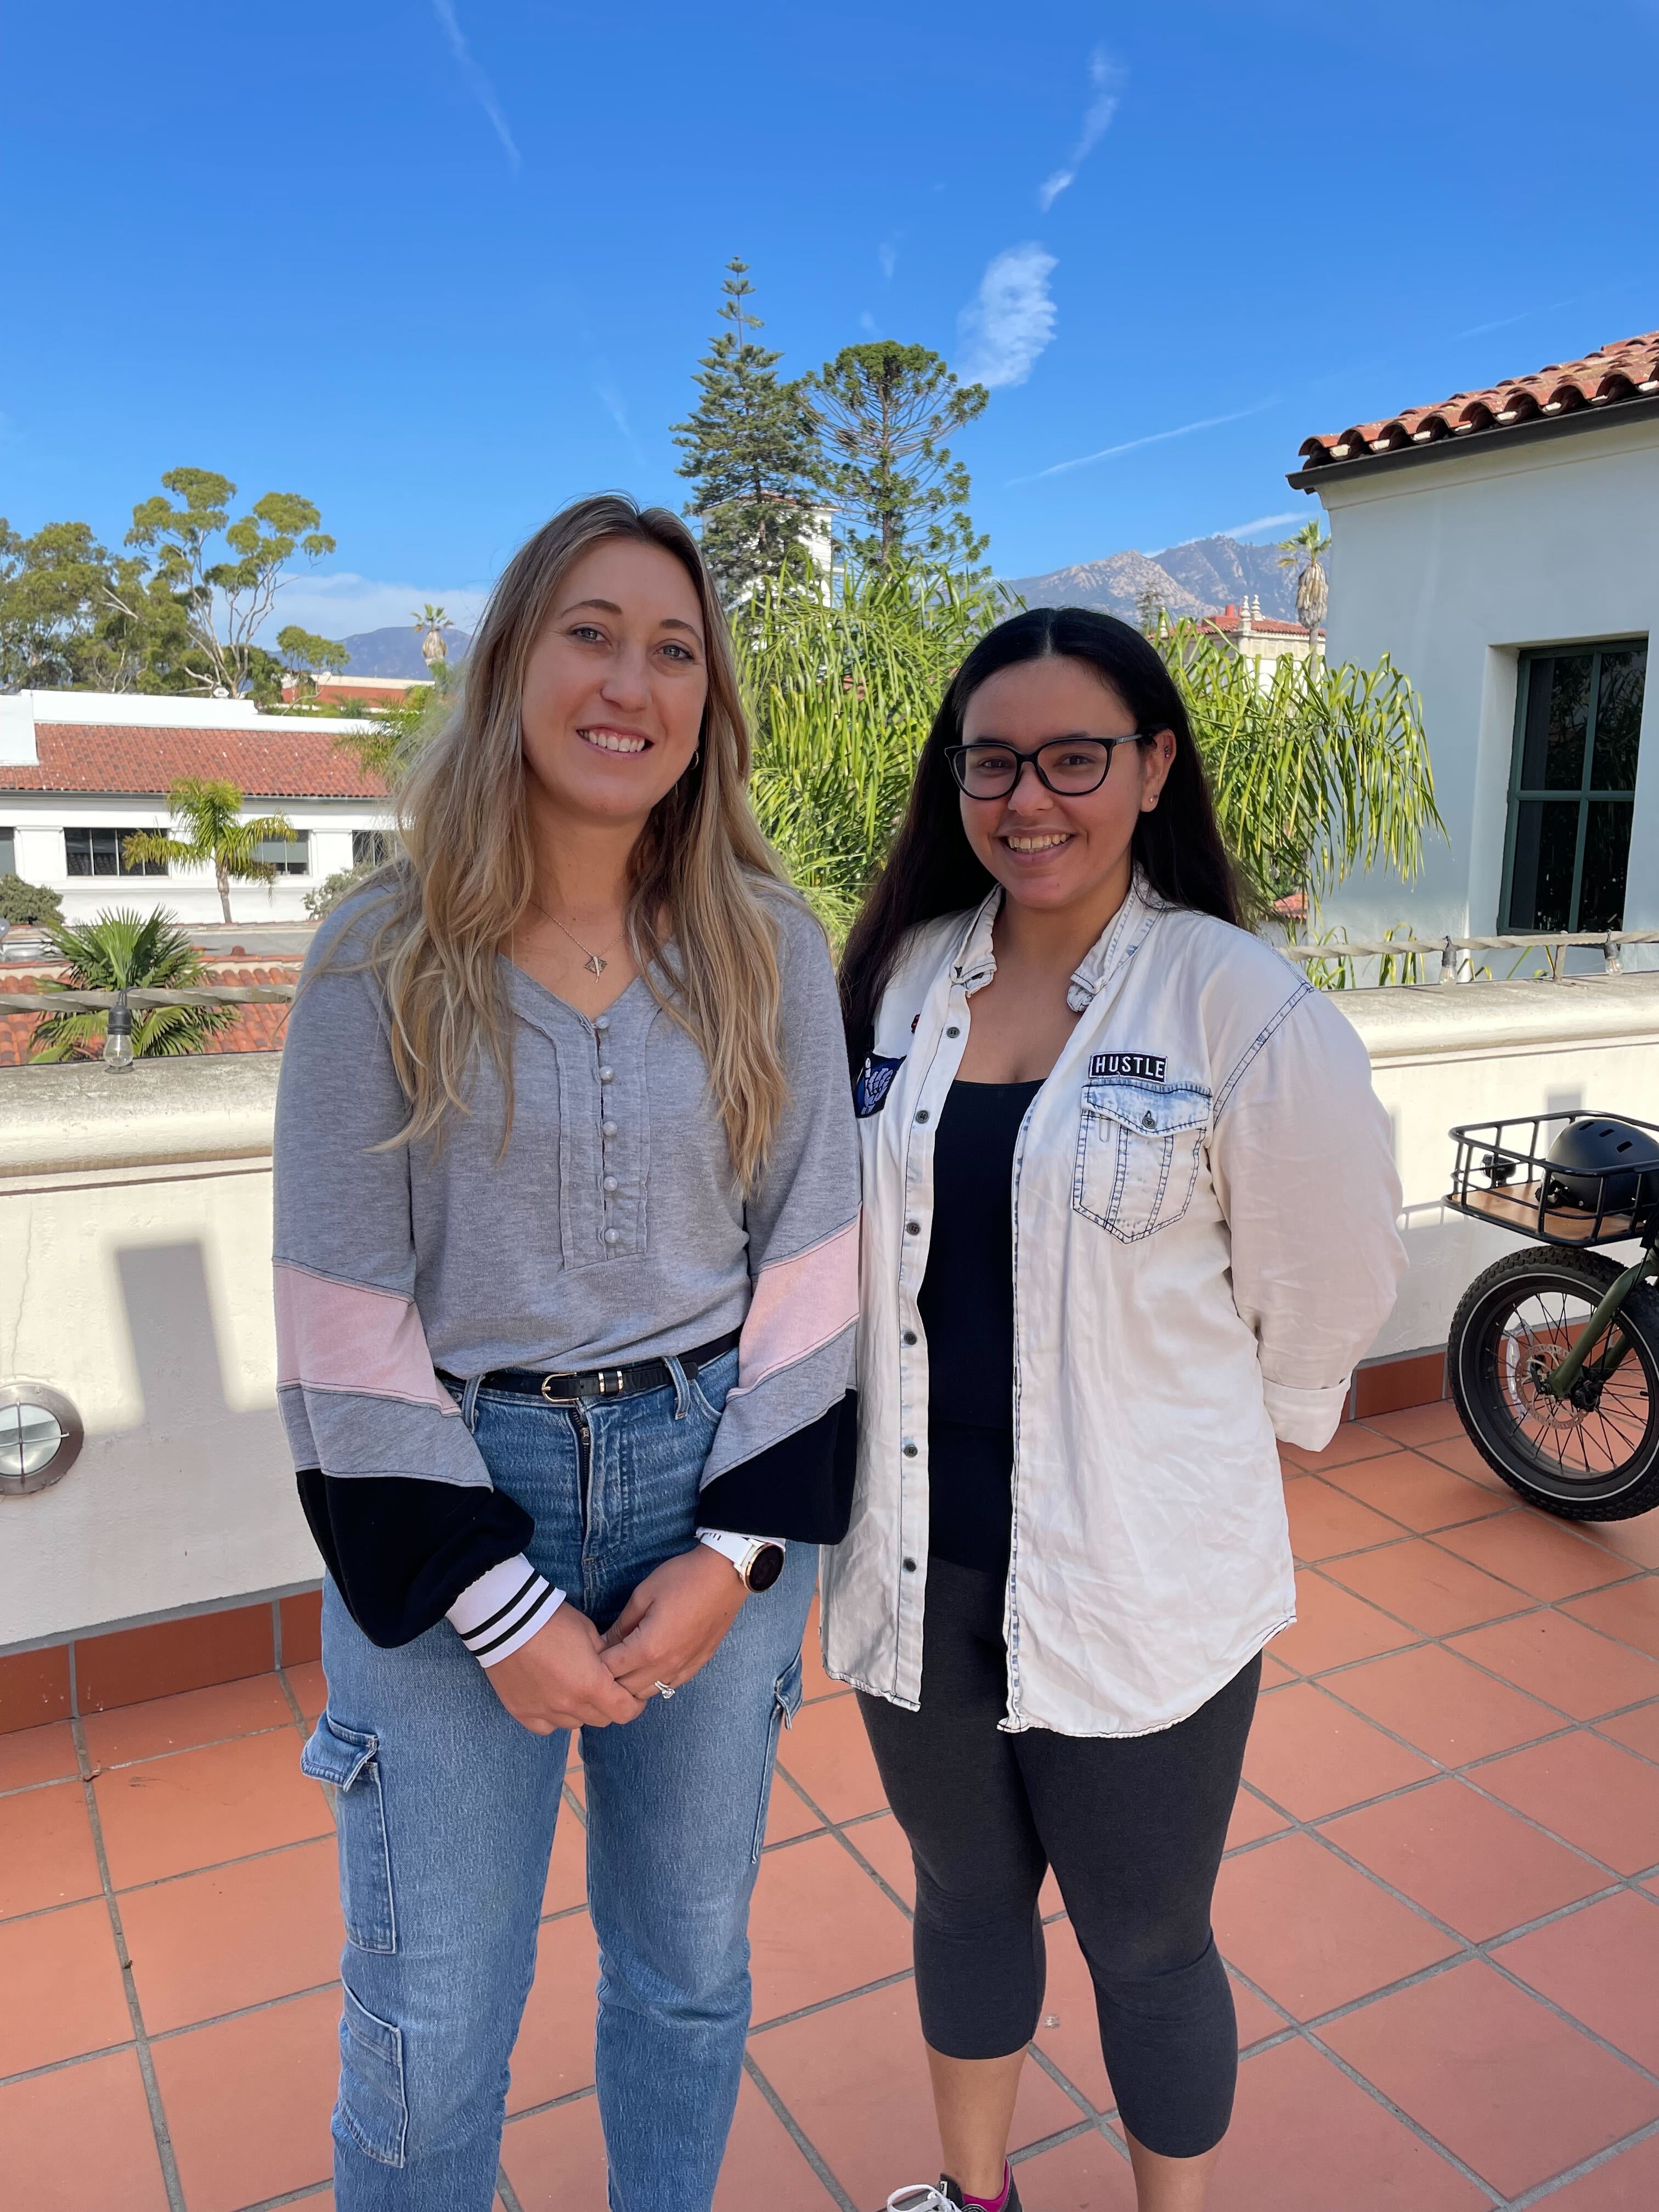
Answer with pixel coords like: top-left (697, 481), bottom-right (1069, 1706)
top-left (119, 469), bottom-right (342, 696)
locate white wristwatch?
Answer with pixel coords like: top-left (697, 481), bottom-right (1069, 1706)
top-left (696, 1528), bottom-right (787, 1592)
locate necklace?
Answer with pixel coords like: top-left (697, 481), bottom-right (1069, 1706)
top-left (528, 897), bottom-right (625, 978)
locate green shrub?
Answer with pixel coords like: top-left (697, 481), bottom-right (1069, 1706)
top-left (0, 874), bottom-right (65, 928)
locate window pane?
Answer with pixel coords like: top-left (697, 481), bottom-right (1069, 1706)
top-left (117, 836), bottom-right (166, 878)
top-left (1506, 800), bottom-right (1579, 929)
top-left (1589, 646), bottom-right (1646, 792)
top-left (92, 828), bottom-right (120, 876)
top-left (0, 828), bottom-right (14, 878)
top-left (352, 830), bottom-right (391, 868)
top-left (1577, 801), bottom-right (1634, 930)
top-left (1519, 654), bottom-right (1592, 789)
top-left (255, 834), bottom-right (308, 874)
top-left (65, 829), bottom-right (92, 876)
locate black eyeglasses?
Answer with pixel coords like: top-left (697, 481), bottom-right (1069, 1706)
top-left (945, 733), bottom-right (1153, 800)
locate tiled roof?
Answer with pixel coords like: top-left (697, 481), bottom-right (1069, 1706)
top-left (1296, 330), bottom-right (1659, 470)
top-left (1207, 603), bottom-right (1323, 639)
top-left (0, 724), bottom-right (386, 798)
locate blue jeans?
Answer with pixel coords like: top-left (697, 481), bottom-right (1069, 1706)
top-left (301, 1348), bottom-right (815, 2211)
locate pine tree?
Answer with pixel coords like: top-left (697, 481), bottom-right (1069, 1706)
top-left (673, 259), bottom-right (823, 602)
top-left (809, 342), bottom-right (989, 571)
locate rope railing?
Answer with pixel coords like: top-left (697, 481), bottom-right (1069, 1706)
top-left (1280, 930), bottom-right (1659, 983)
top-left (5, 933), bottom-right (1659, 1016)
top-left (0, 985), bottom-right (298, 1012)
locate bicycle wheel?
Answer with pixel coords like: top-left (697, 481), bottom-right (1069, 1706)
top-left (1447, 1243), bottom-right (1659, 1519)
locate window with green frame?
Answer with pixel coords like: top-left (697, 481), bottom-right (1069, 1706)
top-left (1501, 640), bottom-right (1647, 932)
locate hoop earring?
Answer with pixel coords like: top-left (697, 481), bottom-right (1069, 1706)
top-left (690, 748), bottom-right (701, 771)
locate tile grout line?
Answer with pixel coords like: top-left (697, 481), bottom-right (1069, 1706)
top-left (741, 2050), bottom-right (859, 2212)
top-left (1502, 2111), bottom-right (1659, 2208)
top-left (70, 1711), bottom-right (188, 2212)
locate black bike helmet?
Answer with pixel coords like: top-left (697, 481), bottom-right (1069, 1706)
top-left (1541, 1116), bottom-right (1659, 1219)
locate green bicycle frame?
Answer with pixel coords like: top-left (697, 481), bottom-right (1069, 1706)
top-left (1547, 1240), bottom-right (1659, 1398)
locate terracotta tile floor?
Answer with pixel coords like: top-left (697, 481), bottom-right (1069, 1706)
top-left (7, 1421), bottom-right (1659, 2209)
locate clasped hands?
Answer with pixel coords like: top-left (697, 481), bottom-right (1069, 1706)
top-left (484, 1544), bottom-right (748, 1736)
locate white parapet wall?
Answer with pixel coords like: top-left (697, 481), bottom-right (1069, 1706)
top-left (0, 1054), bottom-right (307, 1654)
top-left (1340, 971), bottom-right (1659, 1362)
top-left (2, 973), bottom-right (1657, 1652)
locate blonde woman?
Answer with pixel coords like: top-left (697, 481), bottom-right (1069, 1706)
top-left (274, 495), bottom-right (859, 2210)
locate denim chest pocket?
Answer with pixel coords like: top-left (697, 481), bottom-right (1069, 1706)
top-left (1073, 1078), bottom-right (1211, 1243)
top-left (301, 1715), bottom-right (397, 1953)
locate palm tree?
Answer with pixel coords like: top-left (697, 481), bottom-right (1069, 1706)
top-left (1158, 615), bottom-right (1441, 919)
top-left (122, 778), bottom-right (298, 923)
top-left (413, 603), bottom-right (452, 669)
top-left (1279, 518), bottom-right (1331, 649)
top-left (736, 555), bottom-right (1441, 938)
top-left (30, 909), bottom-right (237, 1061)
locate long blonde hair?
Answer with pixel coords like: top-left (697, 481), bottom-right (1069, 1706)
top-left (364, 494), bottom-right (792, 1187)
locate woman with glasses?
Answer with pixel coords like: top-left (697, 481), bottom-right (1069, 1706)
top-left (274, 495), bottom-right (857, 2210)
top-left (825, 607), bottom-right (1404, 2212)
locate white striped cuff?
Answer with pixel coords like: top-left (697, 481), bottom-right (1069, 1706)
top-left (447, 1555), bottom-right (565, 1668)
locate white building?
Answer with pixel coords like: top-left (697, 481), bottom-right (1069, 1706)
top-left (1205, 596), bottom-right (1324, 682)
top-left (1289, 329), bottom-right (1659, 961)
top-left (0, 691), bottom-right (391, 926)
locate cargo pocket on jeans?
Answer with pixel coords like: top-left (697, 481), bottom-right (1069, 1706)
top-left (301, 1716), bottom-right (396, 1954)
top-left (336, 1979), bottom-right (409, 2168)
top-left (751, 1650), bottom-right (804, 1863)
top-left (1073, 1078), bottom-right (1211, 1243)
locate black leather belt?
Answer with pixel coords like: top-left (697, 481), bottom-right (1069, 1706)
top-left (439, 1329), bottom-right (741, 1406)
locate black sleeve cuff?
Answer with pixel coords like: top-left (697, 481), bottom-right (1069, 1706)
top-left (695, 1391), bottom-right (857, 1544)
top-left (297, 1471), bottom-right (535, 1648)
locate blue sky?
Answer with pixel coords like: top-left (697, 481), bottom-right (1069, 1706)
top-left (4, 1), bottom-right (1657, 636)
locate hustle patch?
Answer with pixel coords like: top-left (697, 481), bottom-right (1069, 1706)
top-left (1089, 1052), bottom-right (1166, 1081)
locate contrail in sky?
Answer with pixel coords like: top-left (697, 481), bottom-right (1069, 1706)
top-left (431, 1), bottom-right (521, 170)
top-left (1011, 401), bottom-right (1278, 486)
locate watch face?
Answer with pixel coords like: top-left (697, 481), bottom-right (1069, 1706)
top-left (746, 1542), bottom-right (786, 1593)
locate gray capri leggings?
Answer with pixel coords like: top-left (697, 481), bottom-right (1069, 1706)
top-left (856, 1558), bottom-right (1260, 2159)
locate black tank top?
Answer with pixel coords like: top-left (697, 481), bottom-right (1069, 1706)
top-left (917, 1078), bottom-right (1042, 1576)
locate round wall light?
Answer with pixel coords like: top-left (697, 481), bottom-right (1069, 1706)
top-left (0, 1383), bottom-right (84, 1497)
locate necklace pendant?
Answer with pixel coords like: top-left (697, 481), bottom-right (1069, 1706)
top-left (585, 953), bottom-right (607, 977)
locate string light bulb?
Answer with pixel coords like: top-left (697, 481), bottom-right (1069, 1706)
top-left (103, 990), bottom-right (134, 1071)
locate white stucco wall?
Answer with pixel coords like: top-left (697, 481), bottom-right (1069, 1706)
top-left (1306, 416), bottom-right (1659, 960)
top-left (3, 980), bottom-right (1656, 1651)
top-left (1, 795), bottom-right (390, 923)
top-left (0, 1057), bottom-right (312, 1651)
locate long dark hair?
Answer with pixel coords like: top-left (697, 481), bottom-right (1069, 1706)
top-left (839, 604), bottom-right (1242, 1066)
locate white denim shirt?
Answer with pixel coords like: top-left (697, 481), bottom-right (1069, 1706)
top-left (821, 881), bottom-right (1407, 1738)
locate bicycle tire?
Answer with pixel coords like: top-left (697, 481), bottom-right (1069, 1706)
top-left (1447, 1243), bottom-right (1659, 1520)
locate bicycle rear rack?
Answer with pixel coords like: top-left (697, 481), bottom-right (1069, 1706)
top-left (1447, 1111), bottom-right (1659, 1249)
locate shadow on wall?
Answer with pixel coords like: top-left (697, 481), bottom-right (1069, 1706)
top-left (89, 1240), bottom-right (296, 1558)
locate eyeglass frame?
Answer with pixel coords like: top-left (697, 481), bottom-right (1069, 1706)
top-left (944, 731), bottom-right (1159, 800)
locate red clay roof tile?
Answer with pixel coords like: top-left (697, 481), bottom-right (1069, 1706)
top-left (0, 724), bottom-right (386, 799)
top-left (1297, 330), bottom-right (1659, 469)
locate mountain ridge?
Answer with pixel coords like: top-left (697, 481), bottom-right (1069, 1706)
top-left (336, 626), bottom-right (472, 678)
top-left (1001, 534), bottom-right (1315, 625)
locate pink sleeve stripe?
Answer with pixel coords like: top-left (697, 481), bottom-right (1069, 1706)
top-left (274, 1260), bottom-right (458, 1415)
top-left (737, 1218), bottom-right (860, 1392)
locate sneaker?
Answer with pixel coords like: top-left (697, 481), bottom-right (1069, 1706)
top-left (886, 2175), bottom-right (1023, 2212)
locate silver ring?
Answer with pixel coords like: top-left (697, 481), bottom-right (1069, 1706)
top-left (653, 1679), bottom-right (675, 1700)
